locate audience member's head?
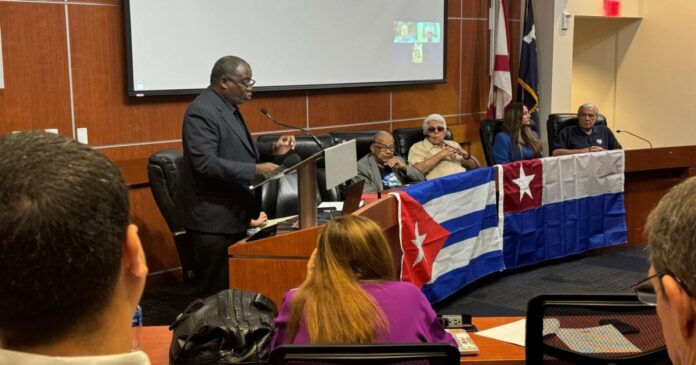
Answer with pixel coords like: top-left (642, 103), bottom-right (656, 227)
top-left (370, 131), bottom-right (397, 165)
top-left (503, 102), bottom-right (542, 157)
top-left (577, 103), bottom-right (599, 132)
top-left (422, 113), bottom-right (447, 146)
top-left (642, 177), bottom-right (696, 364)
top-left (0, 131), bottom-right (147, 355)
top-left (210, 55), bottom-right (254, 106)
top-left (286, 215), bottom-right (396, 343)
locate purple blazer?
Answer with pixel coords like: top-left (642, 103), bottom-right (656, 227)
top-left (271, 281), bottom-right (457, 347)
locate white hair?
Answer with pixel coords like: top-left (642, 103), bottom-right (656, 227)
top-left (422, 114), bottom-right (447, 132)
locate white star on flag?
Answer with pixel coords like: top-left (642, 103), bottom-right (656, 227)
top-left (512, 165), bottom-right (535, 201)
top-left (411, 222), bottom-right (426, 266)
top-left (523, 24), bottom-right (535, 44)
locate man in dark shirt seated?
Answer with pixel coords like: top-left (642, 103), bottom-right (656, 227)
top-left (354, 131), bottom-right (424, 193)
top-left (551, 103), bottom-right (622, 156)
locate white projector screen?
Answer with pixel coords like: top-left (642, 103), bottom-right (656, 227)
top-left (125, 0), bottom-right (446, 96)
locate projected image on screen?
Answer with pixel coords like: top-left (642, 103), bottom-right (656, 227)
top-left (393, 21), bottom-right (416, 43)
top-left (393, 20), bottom-right (443, 66)
top-left (417, 22), bottom-right (441, 43)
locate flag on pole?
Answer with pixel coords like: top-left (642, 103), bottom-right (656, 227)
top-left (487, 0), bottom-right (512, 120)
top-left (392, 168), bottom-right (504, 303)
top-left (517, 0), bottom-right (540, 128)
top-left (500, 150), bottom-right (628, 269)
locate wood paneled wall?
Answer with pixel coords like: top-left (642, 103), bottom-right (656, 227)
top-left (0, 0), bottom-right (521, 282)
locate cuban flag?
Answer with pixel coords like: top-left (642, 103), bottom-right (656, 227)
top-left (392, 167), bottom-right (504, 303)
top-left (501, 150), bottom-right (627, 269)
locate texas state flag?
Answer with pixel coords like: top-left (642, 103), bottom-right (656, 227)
top-left (392, 167), bottom-right (504, 303)
top-left (501, 150), bottom-right (627, 269)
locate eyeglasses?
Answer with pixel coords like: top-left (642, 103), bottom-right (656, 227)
top-left (372, 142), bottom-right (395, 152)
top-left (632, 271), bottom-right (692, 306)
top-left (579, 113), bottom-right (597, 119)
top-left (427, 126), bottom-right (446, 133)
top-left (226, 76), bottom-right (256, 88)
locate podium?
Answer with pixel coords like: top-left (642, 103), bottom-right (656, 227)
top-left (251, 139), bottom-right (357, 229)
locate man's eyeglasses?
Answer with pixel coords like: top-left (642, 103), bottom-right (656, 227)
top-left (427, 126), bottom-right (446, 133)
top-left (579, 113), bottom-right (597, 119)
top-left (632, 271), bottom-right (692, 306)
top-left (226, 77), bottom-right (256, 88)
top-left (372, 142), bottom-right (395, 152)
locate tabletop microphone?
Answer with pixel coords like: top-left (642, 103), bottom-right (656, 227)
top-left (260, 108), bottom-right (324, 150)
top-left (616, 130), bottom-right (653, 149)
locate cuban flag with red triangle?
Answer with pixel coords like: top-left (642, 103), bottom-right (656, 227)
top-left (393, 167), bottom-right (504, 303)
top-left (501, 150), bottom-right (627, 269)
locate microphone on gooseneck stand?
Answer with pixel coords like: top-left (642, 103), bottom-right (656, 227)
top-left (616, 130), bottom-right (653, 149)
top-left (260, 108), bottom-right (324, 150)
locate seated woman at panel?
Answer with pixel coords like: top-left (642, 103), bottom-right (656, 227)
top-left (271, 215), bottom-right (456, 346)
top-left (493, 103), bottom-right (543, 164)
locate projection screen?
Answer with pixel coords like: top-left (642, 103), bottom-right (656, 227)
top-left (125, 0), bottom-right (446, 96)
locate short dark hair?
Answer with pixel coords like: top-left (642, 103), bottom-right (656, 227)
top-left (210, 55), bottom-right (249, 84)
top-left (0, 132), bottom-right (129, 348)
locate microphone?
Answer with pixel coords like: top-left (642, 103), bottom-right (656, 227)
top-left (250, 153), bottom-right (302, 188)
top-left (260, 108), bottom-right (324, 150)
top-left (616, 130), bottom-right (653, 148)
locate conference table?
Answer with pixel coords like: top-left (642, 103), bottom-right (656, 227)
top-left (139, 316), bottom-right (525, 364)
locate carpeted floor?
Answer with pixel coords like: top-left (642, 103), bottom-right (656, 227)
top-left (140, 245), bottom-right (650, 326)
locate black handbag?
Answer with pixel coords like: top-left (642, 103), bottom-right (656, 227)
top-left (169, 288), bottom-right (278, 365)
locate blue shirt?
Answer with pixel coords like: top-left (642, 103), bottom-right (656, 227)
top-left (493, 131), bottom-right (538, 164)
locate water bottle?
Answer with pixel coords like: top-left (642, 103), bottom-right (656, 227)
top-left (131, 305), bottom-right (143, 351)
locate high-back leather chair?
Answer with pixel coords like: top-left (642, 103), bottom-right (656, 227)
top-left (256, 134), bottom-right (340, 218)
top-left (392, 127), bottom-right (454, 162)
top-left (147, 149), bottom-right (194, 281)
top-left (479, 119), bottom-right (504, 166)
top-left (526, 293), bottom-right (668, 364)
top-left (546, 113), bottom-right (607, 155)
top-left (329, 130), bottom-right (381, 160)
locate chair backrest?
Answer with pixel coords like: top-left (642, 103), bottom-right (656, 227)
top-left (392, 127), bottom-right (454, 162)
top-left (329, 130), bottom-right (381, 160)
top-left (270, 343), bottom-right (460, 365)
top-left (526, 294), bottom-right (668, 364)
top-left (479, 119), bottom-right (504, 166)
top-left (147, 149), bottom-right (194, 280)
top-left (546, 113), bottom-right (607, 155)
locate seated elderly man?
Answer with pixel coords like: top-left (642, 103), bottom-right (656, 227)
top-left (355, 131), bottom-right (424, 193)
top-left (408, 114), bottom-right (479, 180)
top-left (551, 103), bottom-right (622, 156)
top-left (0, 132), bottom-right (150, 364)
top-left (634, 176), bottom-right (696, 364)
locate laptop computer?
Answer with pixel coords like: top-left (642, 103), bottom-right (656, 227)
top-left (340, 179), bottom-right (364, 215)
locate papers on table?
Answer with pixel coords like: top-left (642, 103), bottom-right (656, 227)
top-left (475, 319), bottom-right (526, 347)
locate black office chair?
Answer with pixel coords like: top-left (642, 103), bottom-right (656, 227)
top-left (546, 113), bottom-right (607, 155)
top-left (526, 294), bottom-right (669, 364)
top-left (479, 119), bottom-right (504, 166)
top-left (270, 343), bottom-right (460, 365)
top-left (329, 130), bottom-right (382, 160)
top-left (392, 127), bottom-right (454, 163)
top-left (147, 149), bottom-right (194, 281)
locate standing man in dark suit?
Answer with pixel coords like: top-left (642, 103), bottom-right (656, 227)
top-left (177, 55), bottom-right (296, 295)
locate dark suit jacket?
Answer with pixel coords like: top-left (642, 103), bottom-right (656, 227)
top-left (176, 88), bottom-right (272, 234)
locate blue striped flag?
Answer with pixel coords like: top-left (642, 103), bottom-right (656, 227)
top-left (393, 167), bottom-right (504, 302)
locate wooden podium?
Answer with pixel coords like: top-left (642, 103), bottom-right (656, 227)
top-left (230, 146), bottom-right (696, 306)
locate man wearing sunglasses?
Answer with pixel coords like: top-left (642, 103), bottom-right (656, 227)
top-left (354, 131), bottom-right (424, 193)
top-left (408, 114), bottom-right (479, 179)
top-left (177, 55), bottom-right (296, 296)
top-left (634, 177), bottom-right (696, 364)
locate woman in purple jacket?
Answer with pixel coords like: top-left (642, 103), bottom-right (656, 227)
top-left (271, 215), bottom-right (456, 346)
